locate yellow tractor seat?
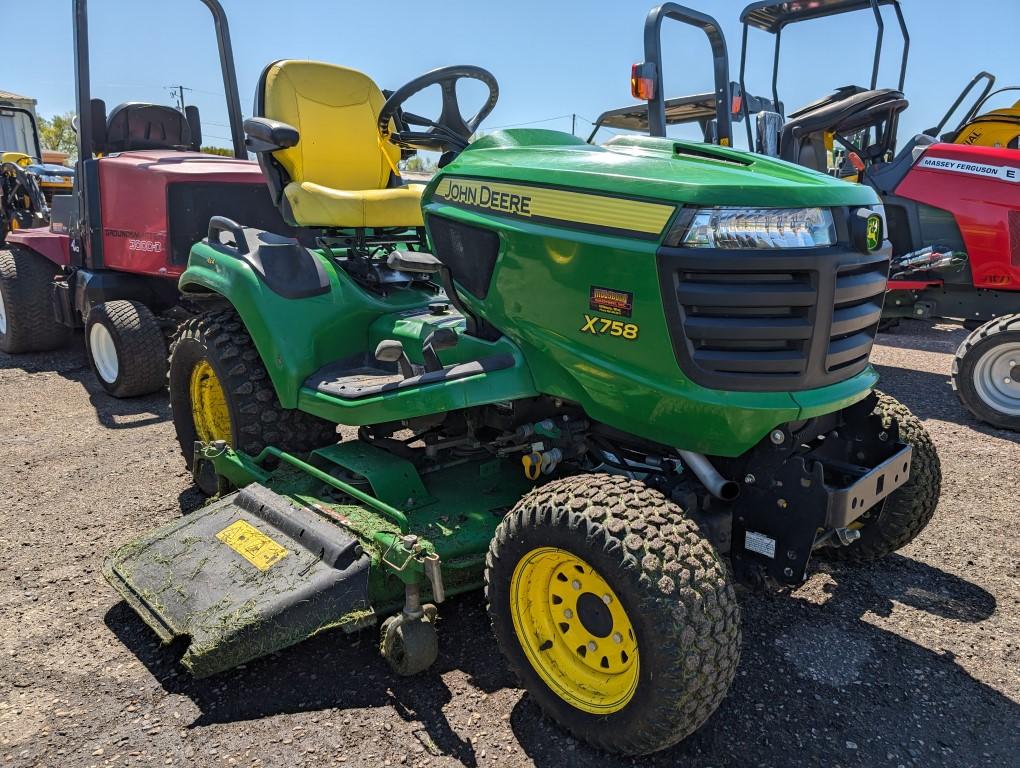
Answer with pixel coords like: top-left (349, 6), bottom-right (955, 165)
top-left (286, 181), bottom-right (425, 229)
top-left (248, 60), bottom-right (424, 229)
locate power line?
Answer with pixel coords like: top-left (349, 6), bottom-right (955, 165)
top-left (486, 113), bottom-right (573, 131)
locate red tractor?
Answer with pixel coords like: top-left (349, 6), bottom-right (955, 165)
top-left (0, 0), bottom-right (297, 397)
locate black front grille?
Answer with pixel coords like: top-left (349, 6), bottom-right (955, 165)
top-left (658, 246), bottom-right (889, 392)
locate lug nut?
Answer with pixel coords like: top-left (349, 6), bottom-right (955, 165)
top-left (612, 632), bottom-right (623, 644)
top-left (601, 594), bottom-right (612, 605)
top-left (587, 641), bottom-right (597, 652)
top-left (571, 580), bottom-right (581, 591)
top-left (563, 609), bottom-right (573, 619)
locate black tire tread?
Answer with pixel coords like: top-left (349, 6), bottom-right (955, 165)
top-left (86, 300), bottom-right (167, 397)
top-left (0, 246), bottom-right (69, 353)
top-left (824, 391), bottom-right (941, 562)
top-left (168, 308), bottom-right (336, 468)
top-left (951, 313), bottom-right (1020, 430)
top-left (485, 473), bottom-right (741, 755)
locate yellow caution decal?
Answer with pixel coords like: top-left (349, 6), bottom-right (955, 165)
top-left (432, 177), bottom-right (674, 238)
top-left (216, 519), bottom-right (289, 571)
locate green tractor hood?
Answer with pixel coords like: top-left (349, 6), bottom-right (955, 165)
top-left (434, 129), bottom-right (879, 212)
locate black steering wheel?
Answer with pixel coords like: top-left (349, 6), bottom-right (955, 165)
top-left (378, 65), bottom-right (499, 154)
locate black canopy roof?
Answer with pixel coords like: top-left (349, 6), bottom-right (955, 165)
top-left (740, 0), bottom-right (900, 33)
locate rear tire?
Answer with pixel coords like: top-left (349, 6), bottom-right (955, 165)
top-left (485, 474), bottom-right (740, 755)
top-left (822, 392), bottom-right (940, 563)
top-left (0, 246), bottom-right (70, 353)
top-left (952, 314), bottom-right (1020, 431)
top-left (168, 308), bottom-right (336, 492)
top-left (85, 300), bottom-right (168, 397)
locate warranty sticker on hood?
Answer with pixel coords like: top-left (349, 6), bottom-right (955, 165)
top-left (589, 286), bottom-right (633, 318)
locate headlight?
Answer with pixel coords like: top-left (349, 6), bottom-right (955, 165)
top-left (672, 207), bottom-right (836, 249)
top-left (39, 174), bottom-right (69, 184)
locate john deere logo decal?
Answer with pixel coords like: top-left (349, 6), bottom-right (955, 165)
top-left (866, 215), bottom-right (881, 251)
top-left (431, 176), bottom-right (675, 238)
top-left (444, 180), bottom-right (533, 216)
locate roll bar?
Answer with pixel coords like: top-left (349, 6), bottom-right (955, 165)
top-left (72, 0), bottom-right (246, 161)
top-left (928, 71), bottom-right (996, 138)
top-left (638, 3), bottom-right (732, 146)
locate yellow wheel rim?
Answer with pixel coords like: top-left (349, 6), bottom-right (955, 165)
top-left (510, 547), bottom-right (639, 714)
top-left (189, 359), bottom-right (232, 444)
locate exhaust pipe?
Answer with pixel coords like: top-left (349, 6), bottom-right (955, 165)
top-left (678, 450), bottom-right (740, 501)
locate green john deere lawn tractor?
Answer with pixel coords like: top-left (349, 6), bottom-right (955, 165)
top-left (105, 4), bottom-right (941, 755)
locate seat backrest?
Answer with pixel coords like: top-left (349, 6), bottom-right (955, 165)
top-left (105, 103), bottom-right (192, 153)
top-left (257, 60), bottom-right (400, 193)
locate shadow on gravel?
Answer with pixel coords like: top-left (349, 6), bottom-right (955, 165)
top-left (103, 552), bottom-right (1016, 768)
top-left (104, 593), bottom-right (512, 767)
top-left (873, 362), bottom-right (1018, 442)
top-left (0, 340), bottom-right (169, 430)
top-left (512, 556), bottom-right (1014, 768)
top-left (875, 321), bottom-right (969, 354)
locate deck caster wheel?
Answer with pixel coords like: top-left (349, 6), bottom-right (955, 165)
top-left (380, 607), bottom-right (438, 676)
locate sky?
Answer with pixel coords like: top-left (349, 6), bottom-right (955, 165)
top-left (4, 0), bottom-right (1019, 152)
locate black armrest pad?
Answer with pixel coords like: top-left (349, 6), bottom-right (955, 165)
top-left (244, 117), bottom-right (300, 152)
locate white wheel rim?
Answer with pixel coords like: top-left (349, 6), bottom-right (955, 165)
top-left (89, 322), bottom-right (119, 383)
top-left (972, 340), bottom-right (1020, 417)
top-left (0, 286), bottom-right (7, 335)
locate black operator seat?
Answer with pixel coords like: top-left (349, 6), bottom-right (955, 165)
top-left (103, 102), bottom-right (202, 152)
top-left (779, 87), bottom-right (908, 172)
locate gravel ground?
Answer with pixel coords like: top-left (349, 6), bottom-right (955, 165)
top-left (1, 319), bottom-right (1017, 768)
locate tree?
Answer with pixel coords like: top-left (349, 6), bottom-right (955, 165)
top-left (38, 113), bottom-right (77, 159)
top-left (200, 146), bottom-right (233, 156)
top-left (400, 155), bottom-right (438, 174)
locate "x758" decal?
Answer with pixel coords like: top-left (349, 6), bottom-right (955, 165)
top-left (580, 314), bottom-right (639, 340)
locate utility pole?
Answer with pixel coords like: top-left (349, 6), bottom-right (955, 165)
top-left (571, 113), bottom-right (577, 136)
top-left (167, 85), bottom-right (193, 113)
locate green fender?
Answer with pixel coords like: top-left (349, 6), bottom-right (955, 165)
top-left (178, 240), bottom-right (428, 408)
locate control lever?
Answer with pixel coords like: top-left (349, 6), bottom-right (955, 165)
top-left (374, 339), bottom-right (415, 378)
top-left (421, 327), bottom-right (458, 373)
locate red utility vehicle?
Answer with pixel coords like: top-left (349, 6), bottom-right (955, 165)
top-left (0, 0), bottom-right (296, 397)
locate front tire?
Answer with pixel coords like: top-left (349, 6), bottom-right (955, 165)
top-left (486, 474), bottom-right (740, 756)
top-left (952, 314), bottom-right (1020, 431)
top-left (0, 246), bottom-right (70, 353)
top-left (168, 309), bottom-right (336, 491)
top-left (85, 300), bottom-right (168, 397)
top-left (823, 392), bottom-right (940, 563)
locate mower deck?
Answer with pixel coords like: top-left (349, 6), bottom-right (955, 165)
top-left (104, 483), bottom-right (372, 677)
top-left (105, 443), bottom-right (537, 677)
